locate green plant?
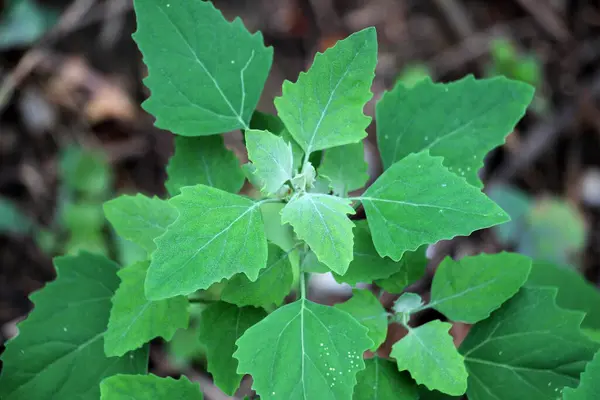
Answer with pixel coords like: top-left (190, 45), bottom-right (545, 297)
top-left (1, 1), bottom-right (599, 399)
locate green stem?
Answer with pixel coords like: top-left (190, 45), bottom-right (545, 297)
top-left (300, 272), bottom-right (307, 299)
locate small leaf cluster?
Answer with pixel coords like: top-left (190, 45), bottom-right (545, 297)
top-left (1, 1), bottom-right (599, 400)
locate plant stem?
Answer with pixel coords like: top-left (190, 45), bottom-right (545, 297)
top-left (300, 272), bottom-right (307, 299)
top-left (188, 297), bottom-right (219, 304)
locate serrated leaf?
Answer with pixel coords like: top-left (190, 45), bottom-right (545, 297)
top-left (246, 129), bottom-right (294, 194)
top-left (335, 289), bottom-right (388, 351)
top-left (166, 135), bottom-right (244, 196)
top-left (146, 185), bottom-right (267, 300)
top-left (376, 76), bottom-right (534, 186)
top-left (0, 252), bottom-right (148, 400)
top-left (104, 261), bottom-right (189, 357)
top-left (333, 221), bottom-right (424, 286)
top-left (222, 243), bottom-right (294, 307)
top-left (563, 351), bottom-right (600, 399)
top-left (234, 299), bottom-right (373, 400)
top-left (391, 320), bottom-right (468, 396)
top-left (300, 249), bottom-right (330, 273)
top-left (354, 358), bottom-right (418, 400)
top-left (460, 287), bottom-right (600, 400)
top-left (104, 194), bottom-right (178, 253)
top-left (275, 28), bottom-right (377, 154)
top-left (526, 260), bottom-right (600, 332)
top-left (198, 302), bottom-right (266, 395)
top-left (281, 193), bottom-right (355, 274)
top-left (260, 202), bottom-right (297, 251)
top-left (359, 151), bottom-right (508, 261)
top-left (100, 374), bottom-right (203, 400)
top-left (319, 142), bottom-right (369, 196)
top-left (429, 252), bottom-right (531, 323)
top-left (375, 246), bottom-right (428, 294)
top-left (133, 0), bottom-right (273, 136)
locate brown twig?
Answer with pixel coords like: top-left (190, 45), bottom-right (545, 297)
top-left (513, 0), bottom-right (570, 42)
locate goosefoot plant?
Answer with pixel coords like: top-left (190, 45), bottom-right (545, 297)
top-left (1, 1), bottom-right (599, 399)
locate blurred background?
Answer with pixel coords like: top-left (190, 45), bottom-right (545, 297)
top-left (1, 0), bottom-right (600, 397)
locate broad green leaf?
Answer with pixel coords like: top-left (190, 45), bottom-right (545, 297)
top-left (62, 201), bottom-right (105, 234)
top-left (526, 260), bottom-right (600, 334)
top-left (166, 135), bottom-right (245, 196)
top-left (360, 151), bottom-right (508, 261)
top-left (300, 249), bottom-right (330, 274)
top-left (563, 350), bottom-right (600, 399)
top-left (100, 374), bottom-right (203, 400)
top-left (0, 197), bottom-right (34, 234)
top-left (429, 252), bottom-right (531, 323)
top-left (282, 129), bottom-right (305, 169)
top-left (335, 289), bottom-right (388, 351)
top-left (260, 202), bottom-right (296, 252)
top-left (104, 194), bottom-right (178, 253)
top-left (375, 246), bottom-right (428, 294)
top-left (65, 230), bottom-right (109, 256)
top-left (146, 185), bottom-right (268, 300)
top-left (460, 287), bottom-right (599, 400)
top-left (104, 261), bottom-right (189, 357)
top-left (0, 252), bottom-right (148, 400)
top-left (0, 0), bottom-right (58, 49)
top-left (133, 0), bottom-right (272, 136)
top-left (319, 142), bottom-right (369, 196)
top-left (281, 193), bottom-right (355, 274)
top-left (487, 184), bottom-right (531, 244)
top-left (333, 221), bottom-right (424, 286)
top-left (234, 299), bottom-right (373, 400)
top-left (354, 358), bottom-right (418, 400)
top-left (198, 302), bottom-right (266, 395)
top-left (167, 322), bottom-right (204, 368)
top-left (221, 244), bottom-right (294, 307)
top-left (246, 129), bottom-right (294, 194)
top-left (274, 28), bottom-right (377, 154)
top-left (391, 320), bottom-right (467, 396)
top-left (519, 198), bottom-right (586, 264)
top-left (376, 76), bottom-right (534, 186)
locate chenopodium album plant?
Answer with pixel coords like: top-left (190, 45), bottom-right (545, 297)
top-left (2, 1), bottom-right (600, 399)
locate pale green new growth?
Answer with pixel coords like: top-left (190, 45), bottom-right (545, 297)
top-left (133, 0), bottom-right (272, 135)
top-left (166, 135), bottom-right (245, 195)
top-left (246, 129), bottom-right (294, 194)
top-left (275, 28), bottom-right (377, 155)
top-left (393, 293), bottom-right (423, 315)
top-left (198, 302), bottom-right (266, 395)
top-left (100, 374), bottom-right (203, 400)
top-left (334, 289), bottom-right (388, 351)
top-left (146, 185), bottom-right (267, 300)
top-left (0, 253), bottom-right (148, 400)
top-left (234, 299), bottom-right (373, 400)
top-left (354, 358), bottom-right (419, 400)
top-left (281, 193), bottom-right (355, 274)
top-left (104, 261), bottom-right (189, 357)
top-left (103, 194), bottom-right (178, 253)
top-left (429, 252), bottom-right (531, 323)
top-left (391, 320), bottom-right (468, 396)
top-left (359, 151), bottom-right (508, 261)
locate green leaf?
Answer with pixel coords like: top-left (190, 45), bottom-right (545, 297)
top-left (260, 202), bottom-right (297, 252)
top-left (167, 322), bottom-right (204, 367)
top-left (221, 243), bottom-right (294, 307)
top-left (234, 299), bottom-right (373, 400)
top-left (0, 197), bottom-right (35, 234)
top-left (487, 184), bottom-right (531, 244)
top-left (146, 185), bottom-right (268, 300)
top-left (300, 249), bottom-right (330, 274)
top-left (392, 293), bottom-right (423, 315)
top-left (0, 252), bottom-right (148, 400)
top-left (359, 151), bottom-right (508, 261)
top-left (281, 193), bottom-right (355, 274)
top-left (100, 374), bottom-right (203, 400)
top-left (390, 320), bottom-right (467, 396)
top-left (354, 358), bottom-right (418, 400)
top-left (246, 129), bottom-right (294, 194)
top-left (250, 110), bottom-right (286, 133)
top-left (375, 246), bottom-right (428, 294)
top-left (62, 201), bottom-right (105, 234)
top-left (335, 289), bottom-right (388, 351)
top-left (104, 194), bottom-right (178, 253)
top-left (0, 0), bottom-right (58, 49)
top-left (319, 142), bottom-right (369, 196)
top-left (563, 351), bottom-right (600, 399)
top-left (429, 252), bottom-right (531, 323)
top-left (198, 302), bottom-right (266, 395)
top-left (333, 221), bottom-right (424, 286)
top-left (274, 28), bottom-right (377, 154)
top-left (133, 0), bottom-right (273, 136)
top-left (376, 76), bottom-right (534, 186)
top-left (166, 135), bottom-right (245, 196)
top-left (60, 145), bottom-right (112, 196)
top-left (526, 260), bottom-right (600, 334)
top-left (460, 287), bottom-right (599, 400)
top-left (104, 261), bottom-right (189, 357)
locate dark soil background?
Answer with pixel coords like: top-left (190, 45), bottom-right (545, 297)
top-left (2, 0), bottom-right (600, 398)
